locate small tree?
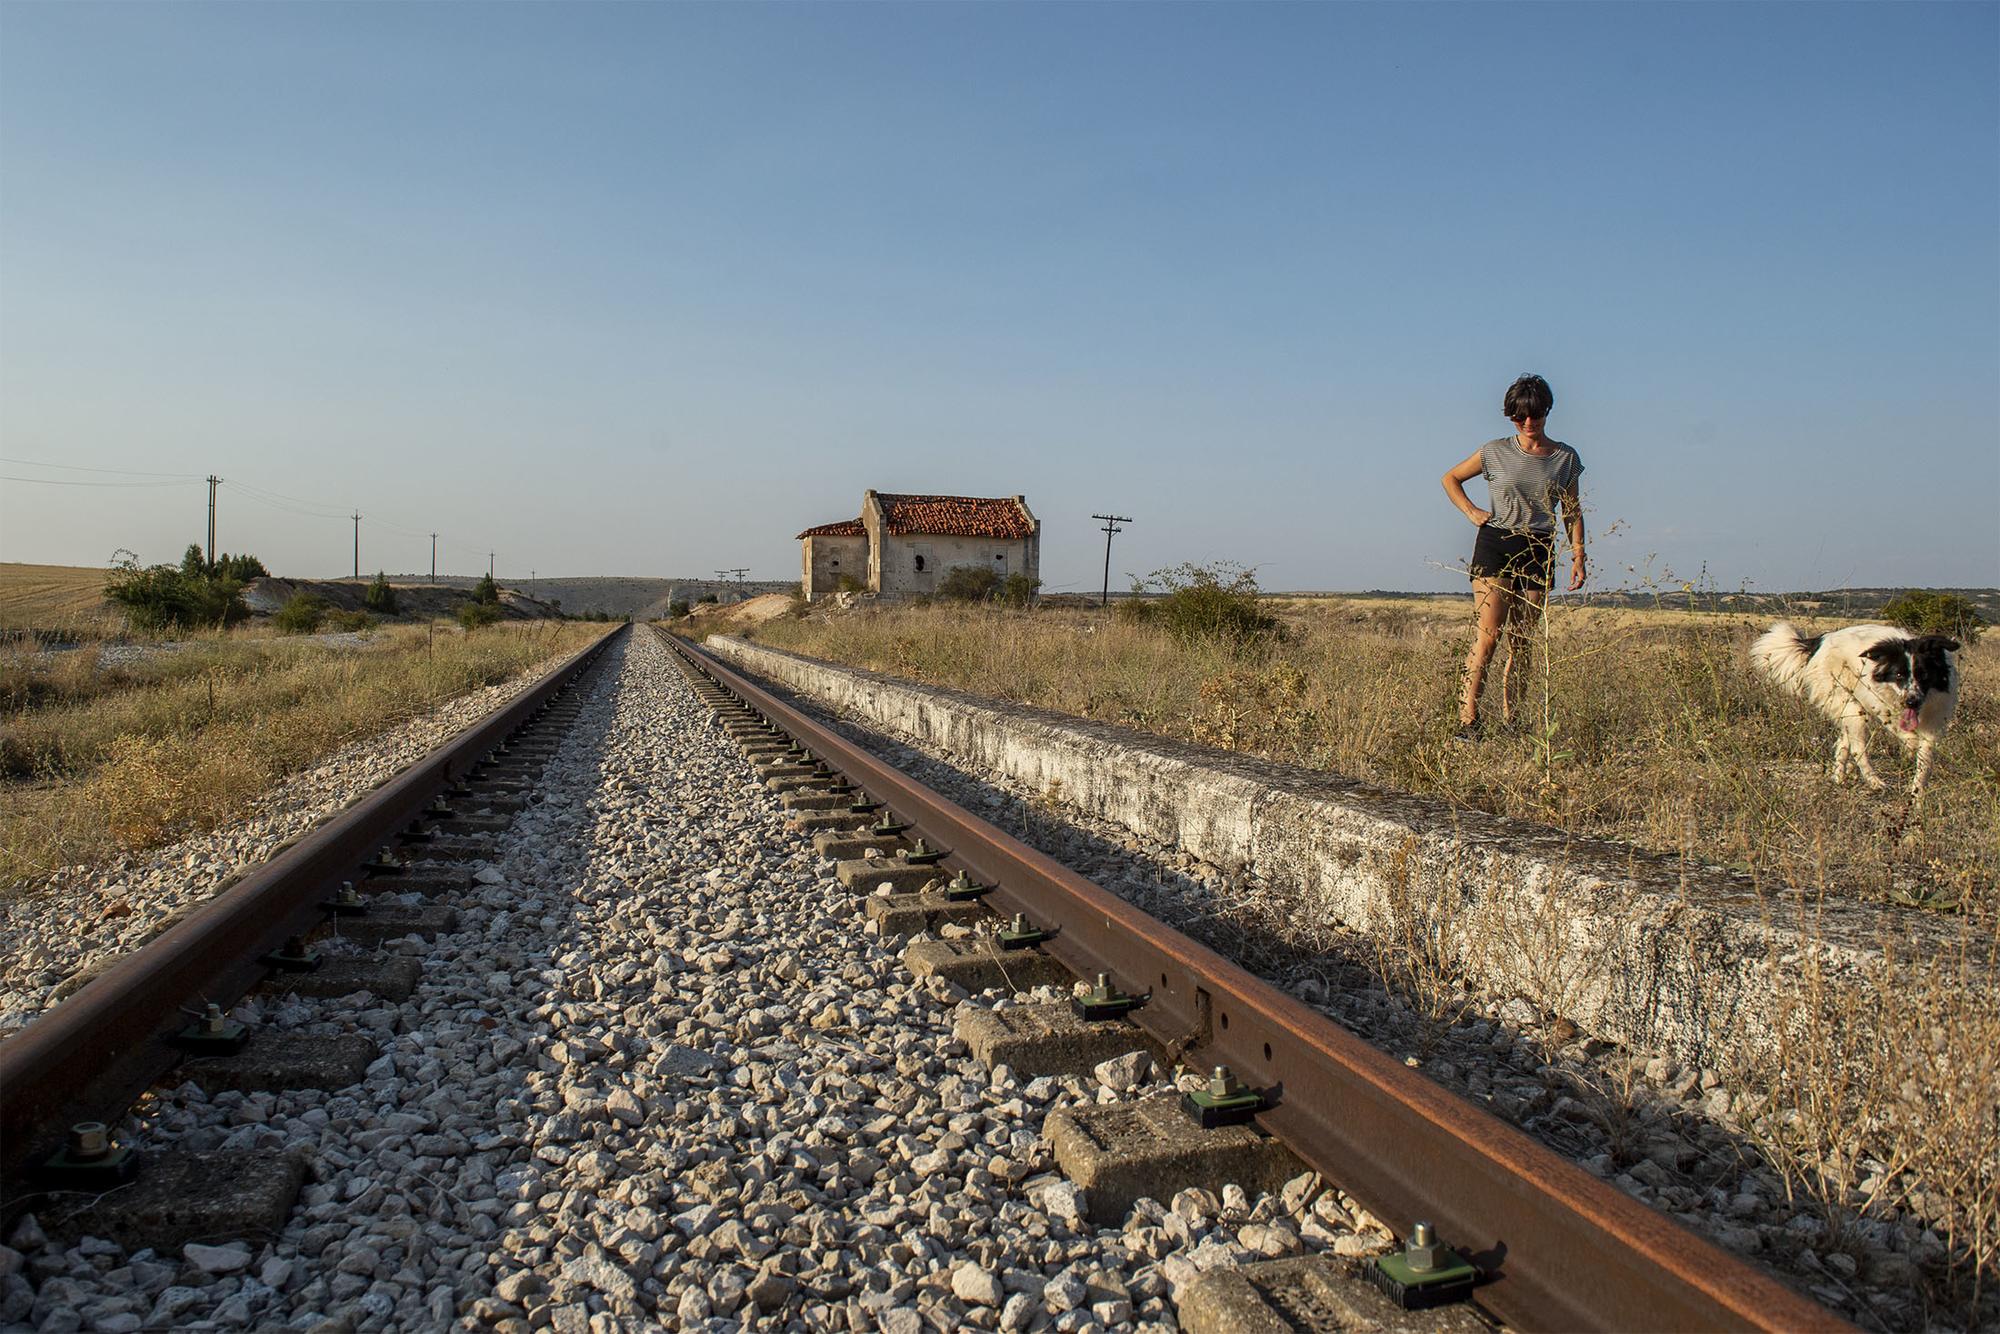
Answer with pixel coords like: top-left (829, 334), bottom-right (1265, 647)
top-left (668, 600), bottom-right (691, 619)
top-left (457, 601), bottom-right (503, 630)
top-left (473, 573), bottom-right (501, 606)
top-left (105, 551), bottom-right (250, 632)
top-left (214, 552), bottom-right (268, 581)
top-left (364, 571), bottom-right (399, 615)
top-left (1881, 590), bottom-right (1984, 644)
top-left (1132, 562), bottom-right (1279, 648)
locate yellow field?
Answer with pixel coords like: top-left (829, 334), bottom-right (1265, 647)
top-left (0, 562), bottom-right (122, 636)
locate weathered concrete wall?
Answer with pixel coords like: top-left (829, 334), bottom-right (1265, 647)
top-left (802, 535), bottom-right (867, 602)
top-left (708, 635), bottom-right (1950, 1074)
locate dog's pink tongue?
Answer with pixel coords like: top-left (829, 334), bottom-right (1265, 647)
top-left (1900, 706), bottom-right (1920, 732)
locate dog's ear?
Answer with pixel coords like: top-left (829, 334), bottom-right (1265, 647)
top-left (1942, 638), bottom-right (1961, 653)
top-left (1860, 640), bottom-right (1908, 663)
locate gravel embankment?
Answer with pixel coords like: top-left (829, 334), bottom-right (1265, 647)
top-left (778, 679), bottom-right (1962, 1333)
top-left (4, 628), bottom-right (1393, 1333)
top-left (2, 667), bottom-right (563, 1032)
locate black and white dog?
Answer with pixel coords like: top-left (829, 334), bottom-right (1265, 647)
top-left (1750, 622), bottom-right (1960, 797)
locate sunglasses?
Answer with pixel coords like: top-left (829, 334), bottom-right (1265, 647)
top-left (1510, 412), bottom-right (1546, 423)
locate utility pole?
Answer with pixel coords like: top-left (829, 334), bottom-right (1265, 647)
top-left (206, 476), bottom-right (221, 569)
top-left (352, 512), bottom-right (362, 579)
top-left (1092, 513), bottom-right (1133, 609)
top-left (489, 552), bottom-right (495, 579)
top-left (430, 534), bottom-right (437, 583)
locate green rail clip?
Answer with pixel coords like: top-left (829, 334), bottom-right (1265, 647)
top-left (37, 1124), bottom-right (137, 1190)
top-left (941, 870), bottom-right (991, 902)
top-left (1072, 973), bottom-right (1148, 1021)
top-left (262, 936), bottom-right (323, 973)
top-left (322, 882), bottom-right (369, 917)
top-left (1369, 1223), bottom-right (1479, 1310)
top-left (997, 913), bottom-right (1056, 950)
top-left (903, 838), bottom-right (950, 866)
top-left (1181, 1066), bottom-right (1264, 1128)
top-left (172, 1003), bottom-right (252, 1055)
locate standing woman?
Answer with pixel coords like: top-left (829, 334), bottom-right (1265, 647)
top-left (1440, 373), bottom-right (1586, 740)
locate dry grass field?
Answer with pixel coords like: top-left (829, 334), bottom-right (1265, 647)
top-left (0, 562), bottom-right (124, 638)
top-left (751, 597), bottom-right (1997, 910)
top-left (0, 620), bottom-right (602, 888)
top-left (748, 595), bottom-right (2000, 1309)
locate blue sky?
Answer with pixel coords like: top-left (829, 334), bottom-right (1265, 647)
top-left (2, 2), bottom-right (1994, 593)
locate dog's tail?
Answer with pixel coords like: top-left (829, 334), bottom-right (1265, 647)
top-left (1750, 621), bottom-right (1815, 696)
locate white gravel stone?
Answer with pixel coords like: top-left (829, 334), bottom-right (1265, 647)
top-left (182, 1242), bottom-right (251, 1274)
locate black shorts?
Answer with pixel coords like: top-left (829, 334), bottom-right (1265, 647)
top-left (1468, 524), bottom-right (1555, 588)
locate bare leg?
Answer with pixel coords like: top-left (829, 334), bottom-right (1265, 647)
top-left (1460, 578), bottom-right (1509, 727)
top-left (1498, 583), bottom-right (1548, 726)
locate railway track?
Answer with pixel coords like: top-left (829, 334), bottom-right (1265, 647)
top-left (660, 631), bottom-right (1846, 1334)
top-left (0, 629), bottom-right (623, 1271)
top-left (0, 622), bottom-right (1846, 1331)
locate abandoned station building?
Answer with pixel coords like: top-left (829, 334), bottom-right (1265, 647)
top-left (797, 491), bottom-right (1040, 601)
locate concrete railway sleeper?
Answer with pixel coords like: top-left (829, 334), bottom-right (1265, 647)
top-left (663, 631), bottom-right (1848, 1334)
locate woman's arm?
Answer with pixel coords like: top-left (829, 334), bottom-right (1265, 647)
top-left (1560, 480), bottom-right (1587, 590)
top-left (1440, 450), bottom-right (1490, 525)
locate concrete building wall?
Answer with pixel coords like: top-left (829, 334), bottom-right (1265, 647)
top-left (802, 535), bottom-right (868, 602)
top-left (877, 533), bottom-right (1034, 597)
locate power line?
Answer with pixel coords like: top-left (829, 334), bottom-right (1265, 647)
top-left (0, 456), bottom-right (202, 480)
top-left (0, 474), bottom-right (194, 488)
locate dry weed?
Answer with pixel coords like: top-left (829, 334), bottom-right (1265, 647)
top-left (1, 621), bottom-right (600, 888)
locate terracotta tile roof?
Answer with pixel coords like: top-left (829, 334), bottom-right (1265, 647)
top-left (797, 518), bottom-right (865, 539)
top-left (877, 494), bottom-right (1033, 539)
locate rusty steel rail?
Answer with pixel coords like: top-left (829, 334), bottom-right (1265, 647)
top-left (0, 624), bottom-right (625, 1199)
top-left (667, 631), bottom-right (1847, 1334)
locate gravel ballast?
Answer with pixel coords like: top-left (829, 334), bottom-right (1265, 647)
top-left (5, 628), bottom-right (1399, 1333)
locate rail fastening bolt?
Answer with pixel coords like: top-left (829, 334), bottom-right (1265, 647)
top-left (1209, 1066), bottom-right (1245, 1100)
top-left (1406, 1220), bottom-right (1443, 1272)
top-left (202, 1002), bottom-right (228, 1033)
top-left (69, 1123), bottom-right (111, 1161)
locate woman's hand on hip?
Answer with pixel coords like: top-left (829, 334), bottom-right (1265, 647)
top-left (1468, 507), bottom-right (1493, 527)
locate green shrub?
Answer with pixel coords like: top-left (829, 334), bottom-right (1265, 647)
top-left (473, 573), bottom-right (501, 606)
top-left (457, 602), bottom-right (503, 630)
top-left (835, 575), bottom-right (866, 594)
top-left (273, 593), bottom-right (328, 635)
top-left (668, 600), bottom-right (691, 619)
top-left (325, 609), bottom-right (375, 632)
top-left (697, 593), bottom-right (719, 605)
top-left (1000, 573), bottom-right (1041, 608)
top-left (938, 565), bottom-right (1002, 602)
top-left (364, 572), bottom-right (399, 616)
top-left (213, 552), bottom-right (268, 581)
top-left (105, 553), bottom-right (250, 632)
top-left (1135, 562), bottom-right (1279, 649)
top-left (1881, 590), bottom-right (1984, 644)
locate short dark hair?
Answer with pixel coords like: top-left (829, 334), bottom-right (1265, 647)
top-left (1503, 374), bottom-right (1554, 421)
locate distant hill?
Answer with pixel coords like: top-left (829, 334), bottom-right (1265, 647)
top-left (380, 575), bottom-right (797, 620)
